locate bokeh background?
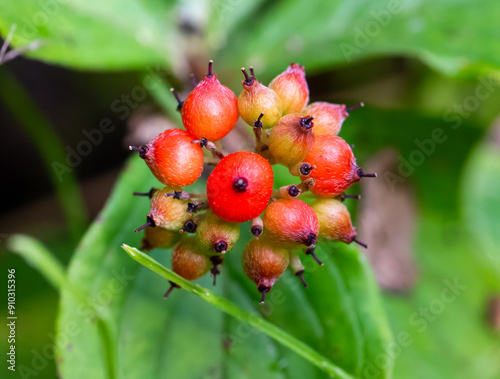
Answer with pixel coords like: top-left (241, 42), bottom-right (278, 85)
top-left (1, 0), bottom-right (499, 378)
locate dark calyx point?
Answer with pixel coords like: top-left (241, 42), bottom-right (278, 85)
top-left (346, 102), bottom-right (364, 113)
top-left (299, 116), bottom-right (314, 130)
top-left (241, 67), bottom-right (255, 86)
top-left (288, 185), bottom-right (300, 197)
top-left (170, 88), bottom-right (184, 111)
top-left (166, 191), bottom-right (183, 200)
top-left (305, 246), bottom-right (323, 266)
top-left (352, 236), bottom-right (368, 249)
top-left (295, 269), bottom-right (308, 288)
top-left (182, 220), bottom-right (197, 233)
top-left (305, 233), bottom-right (317, 247)
top-left (164, 281), bottom-right (180, 298)
top-left (233, 177), bottom-right (248, 193)
top-left (251, 225), bottom-right (262, 238)
top-left (300, 163), bottom-right (315, 176)
top-left (135, 215), bottom-right (155, 233)
top-left (192, 137), bottom-right (208, 147)
top-left (133, 187), bottom-right (156, 199)
top-left (357, 168), bottom-right (377, 178)
top-left (210, 255), bottom-right (223, 286)
top-left (340, 193), bottom-right (361, 201)
top-left (187, 202), bottom-right (199, 213)
top-left (206, 60), bottom-right (214, 78)
top-left (214, 240), bottom-right (228, 253)
top-left (258, 285), bottom-right (271, 304)
top-left (253, 112), bottom-right (264, 129)
top-left (129, 145), bottom-right (148, 159)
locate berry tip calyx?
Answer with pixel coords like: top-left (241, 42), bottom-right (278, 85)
top-left (258, 285), bottom-right (270, 304)
top-left (241, 67), bottom-right (255, 86)
top-left (135, 215), bottom-right (155, 233)
top-left (170, 88), bottom-right (184, 111)
top-left (233, 177), bottom-right (248, 192)
top-left (357, 168), bottom-right (377, 178)
top-left (305, 246), bottom-right (323, 266)
top-left (129, 145), bottom-right (148, 159)
top-left (346, 102), bottom-right (364, 112)
top-left (295, 269), bottom-right (308, 288)
top-left (352, 236), bottom-right (368, 249)
top-left (206, 60), bottom-right (214, 78)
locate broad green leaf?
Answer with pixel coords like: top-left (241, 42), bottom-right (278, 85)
top-left (0, 0), bottom-right (179, 69)
top-left (213, 0), bottom-right (500, 78)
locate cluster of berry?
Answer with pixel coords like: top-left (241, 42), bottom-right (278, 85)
top-left (130, 61), bottom-right (375, 303)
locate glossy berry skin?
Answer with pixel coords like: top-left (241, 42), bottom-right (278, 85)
top-left (196, 211), bottom-right (240, 254)
top-left (182, 73), bottom-right (239, 141)
top-left (269, 63), bottom-right (309, 114)
top-left (303, 102), bottom-right (348, 136)
top-left (238, 74), bottom-right (283, 129)
top-left (311, 198), bottom-right (356, 244)
top-left (149, 187), bottom-right (191, 230)
top-left (207, 151), bottom-right (274, 223)
top-left (141, 128), bottom-right (204, 187)
top-left (172, 237), bottom-right (211, 281)
top-left (268, 114), bottom-right (315, 169)
top-left (262, 198), bottom-right (319, 248)
top-left (141, 226), bottom-right (181, 251)
top-left (301, 135), bottom-right (360, 197)
top-left (242, 239), bottom-right (289, 298)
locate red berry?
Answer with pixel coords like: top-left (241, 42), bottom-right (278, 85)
top-left (262, 198), bottom-right (319, 248)
top-left (238, 68), bottom-right (283, 129)
top-left (181, 61), bottom-right (238, 141)
top-left (207, 151), bottom-right (274, 223)
top-left (242, 239), bottom-right (289, 303)
top-left (301, 135), bottom-right (375, 197)
top-left (303, 102), bottom-right (348, 136)
top-left (130, 128), bottom-right (204, 187)
top-left (268, 114), bottom-right (315, 169)
top-left (269, 63), bottom-right (309, 114)
top-left (311, 198), bottom-right (366, 247)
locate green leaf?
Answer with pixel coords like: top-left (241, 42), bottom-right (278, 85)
top-left (461, 141), bottom-right (500, 276)
top-left (7, 234), bottom-right (67, 291)
top-left (122, 244), bottom-right (354, 379)
top-left (214, 0), bottom-right (500, 78)
top-left (0, 0), bottom-right (179, 69)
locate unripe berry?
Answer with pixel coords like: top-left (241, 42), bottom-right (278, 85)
top-left (301, 135), bottom-right (376, 197)
top-left (207, 151), bottom-right (274, 223)
top-left (141, 226), bottom-right (181, 251)
top-left (242, 239), bottom-right (289, 303)
top-left (130, 128), bottom-right (203, 187)
top-left (262, 199), bottom-right (319, 248)
top-left (196, 211), bottom-right (240, 254)
top-left (268, 114), bottom-right (315, 169)
top-left (303, 102), bottom-right (348, 136)
top-left (135, 187), bottom-right (191, 232)
top-left (172, 237), bottom-right (211, 280)
top-left (311, 198), bottom-right (366, 248)
top-left (181, 61), bottom-right (239, 141)
top-left (269, 63), bottom-right (309, 114)
top-left (238, 68), bottom-right (282, 129)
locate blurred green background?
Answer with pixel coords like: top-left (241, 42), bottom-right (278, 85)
top-left (1, 0), bottom-right (499, 378)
